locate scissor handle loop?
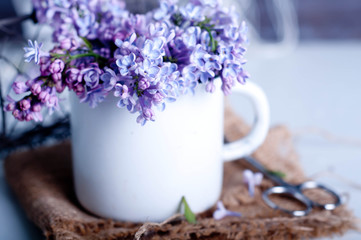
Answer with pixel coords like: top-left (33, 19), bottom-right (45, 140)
top-left (262, 186), bottom-right (312, 217)
top-left (297, 181), bottom-right (342, 210)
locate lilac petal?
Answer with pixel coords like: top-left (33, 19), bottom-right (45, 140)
top-left (148, 50), bottom-right (161, 60)
top-left (115, 39), bottom-right (123, 47)
top-left (148, 66), bottom-right (160, 76)
top-left (254, 172), bottom-right (263, 185)
top-left (213, 201), bottom-right (241, 220)
top-left (243, 169), bottom-right (263, 197)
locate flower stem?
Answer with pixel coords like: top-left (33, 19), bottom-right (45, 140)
top-left (68, 52), bottom-right (106, 61)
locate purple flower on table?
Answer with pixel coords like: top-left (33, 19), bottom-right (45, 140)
top-left (243, 169), bottom-right (263, 197)
top-left (24, 40), bottom-right (43, 64)
top-left (116, 53), bottom-right (137, 76)
top-left (213, 201), bottom-right (241, 220)
top-left (12, 79), bottom-right (29, 94)
top-left (142, 38), bottom-right (165, 61)
top-left (81, 64), bottom-right (102, 89)
top-left (138, 59), bottom-right (160, 79)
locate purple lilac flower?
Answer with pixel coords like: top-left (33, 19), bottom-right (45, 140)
top-left (180, 3), bottom-right (204, 22)
top-left (31, 82), bottom-right (42, 95)
top-left (73, 5), bottom-right (97, 38)
top-left (138, 59), bottom-right (160, 79)
top-left (24, 40), bottom-right (43, 64)
top-left (81, 86), bottom-right (108, 108)
top-left (213, 201), bottom-right (241, 220)
top-left (115, 33), bottom-right (137, 50)
top-left (100, 68), bottom-right (118, 91)
top-left (12, 79), bottom-right (29, 94)
top-left (9, 0), bottom-right (250, 125)
top-left (116, 53), bottom-right (137, 76)
top-left (19, 99), bottom-right (31, 111)
top-left (182, 27), bottom-right (201, 48)
top-left (218, 44), bottom-right (234, 63)
top-left (49, 59), bottom-right (65, 74)
top-left (46, 94), bottom-right (60, 115)
top-left (222, 60), bottom-right (241, 80)
top-left (237, 70), bottom-right (250, 84)
top-left (39, 90), bottom-right (50, 103)
top-left (138, 78), bottom-right (151, 90)
top-left (114, 83), bottom-right (136, 111)
top-left (81, 64), bottom-right (102, 89)
top-left (60, 38), bottom-right (78, 51)
top-left (66, 68), bottom-right (82, 85)
top-left (243, 169), bottom-right (263, 197)
top-left (178, 66), bottom-right (198, 95)
top-left (153, 0), bottom-right (177, 20)
top-left (205, 80), bottom-right (215, 93)
top-left (142, 38), bottom-right (165, 61)
top-left (39, 57), bottom-right (51, 76)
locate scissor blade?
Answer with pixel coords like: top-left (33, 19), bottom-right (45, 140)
top-left (243, 156), bottom-right (291, 187)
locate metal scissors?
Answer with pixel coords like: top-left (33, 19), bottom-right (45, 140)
top-left (243, 156), bottom-right (342, 217)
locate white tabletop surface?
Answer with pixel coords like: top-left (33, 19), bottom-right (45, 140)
top-left (1, 41), bottom-right (361, 239)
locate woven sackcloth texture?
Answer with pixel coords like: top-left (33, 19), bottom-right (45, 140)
top-left (4, 107), bottom-right (357, 240)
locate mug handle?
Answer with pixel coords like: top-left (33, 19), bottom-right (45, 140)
top-left (223, 81), bottom-right (270, 162)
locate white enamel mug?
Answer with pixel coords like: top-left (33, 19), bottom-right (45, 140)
top-left (70, 80), bottom-right (269, 222)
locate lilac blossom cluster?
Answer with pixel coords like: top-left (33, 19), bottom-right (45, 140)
top-left (5, 0), bottom-right (249, 125)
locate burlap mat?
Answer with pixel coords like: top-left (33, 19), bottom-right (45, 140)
top-left (4, 107), bottom-right (357, 240)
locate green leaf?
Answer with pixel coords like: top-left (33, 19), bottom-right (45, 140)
top-left (267, 170), bottom-right (286, 179)
top-left (80, 37), bottom-right (93, 50)
top-left (181, 196), bottom-right (197, 224)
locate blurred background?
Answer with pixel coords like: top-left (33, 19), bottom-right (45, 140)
top-left (1, 0), bottom-right (361, 239)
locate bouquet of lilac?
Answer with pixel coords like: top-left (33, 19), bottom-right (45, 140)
top-left (5, 0), bottom-right (249, 125)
